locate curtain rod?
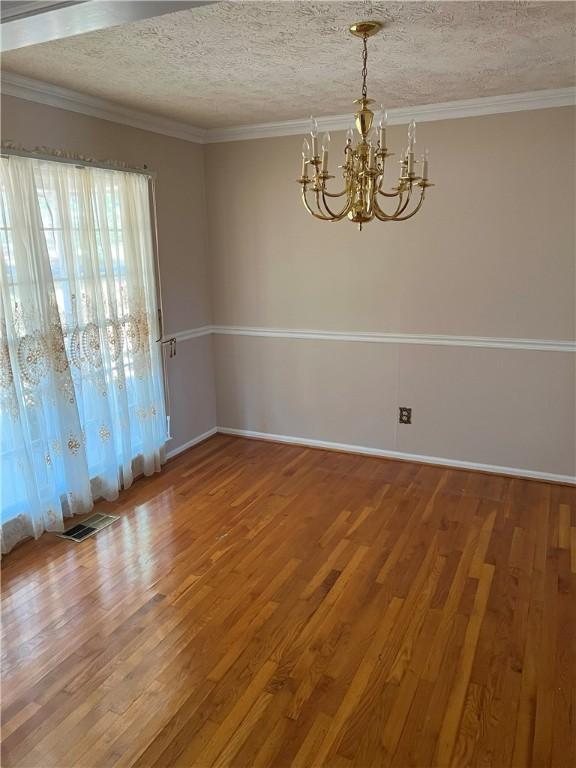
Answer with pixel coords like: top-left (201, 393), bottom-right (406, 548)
top-left (0, 146), bottom-right (156, 178)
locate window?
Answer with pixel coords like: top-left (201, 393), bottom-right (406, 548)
top-left (0, 155), bottom-right (166, 553)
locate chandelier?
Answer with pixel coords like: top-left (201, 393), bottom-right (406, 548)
top-left (298, 20), bottom-right (433, 230)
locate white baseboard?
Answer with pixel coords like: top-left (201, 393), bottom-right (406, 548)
top-left (166, 427), bottom-right (218, 460)
top-left (163, 424), bottom-right (575, 484)
top-left (217, 427), bottom-right (576, 485)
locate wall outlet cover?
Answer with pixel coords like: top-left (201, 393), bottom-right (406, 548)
top-left (399, 407), bottom-right (412, 424)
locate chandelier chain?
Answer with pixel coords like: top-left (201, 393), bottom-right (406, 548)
top-left (361, 33), bottom-right (368, 100)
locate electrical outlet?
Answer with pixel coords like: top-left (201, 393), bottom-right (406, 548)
top-left (399, 407), bottom-right (412, 424)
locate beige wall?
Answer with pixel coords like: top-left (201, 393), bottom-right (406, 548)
top-left (2, 94), bottom-right (574, 478)
top-left (1, 94), bottom-right (216, 453)
top-left (214, 336), bottom-right (575, 476)
top-left (207, 109), bottom-right (574, 339)
top-left (207, 108), bottom-right (576, 478)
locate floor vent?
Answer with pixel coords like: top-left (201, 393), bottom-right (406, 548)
top-left (58, 513), bottom-right (120, 542)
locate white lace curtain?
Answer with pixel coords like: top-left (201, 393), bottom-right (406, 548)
top-left (0, 155), bottom-right (166, 554)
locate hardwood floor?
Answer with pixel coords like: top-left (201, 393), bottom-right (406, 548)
top-left (1, 435), bottom-right (574, 768)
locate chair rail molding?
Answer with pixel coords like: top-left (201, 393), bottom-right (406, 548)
top-left (168, 326), bottom-right (213, 343)
top-left (2, 72), bottom-right (574, 144)
top-left (165, 325), bottom-right (576, 353)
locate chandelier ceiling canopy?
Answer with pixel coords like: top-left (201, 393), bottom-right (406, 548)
top-left (298, 20), bottom-right (434, 230)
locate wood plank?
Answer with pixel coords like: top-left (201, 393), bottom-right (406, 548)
top-left (435, 562), bottom-right (495, 766)
top-left (1, 434), bottom-right (573, 768)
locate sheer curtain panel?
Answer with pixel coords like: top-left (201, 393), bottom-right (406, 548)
top-left (0, 156), bottom-right (166, 554)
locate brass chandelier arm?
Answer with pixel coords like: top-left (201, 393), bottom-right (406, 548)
top-left (394, 186), bottom-right (414, 216)
top-left (376, 158), bottom-right (402, 197)
top-left (320, 164), bottom-right (351, 198)
top-left (322, 186), bottom-right (350, 198)
top-left (373, 186), bottom-right (426, 221)
top-left (377, 183), bottom-right (402, 198)
top-left (392, 189), bottom-right (426, 221)
top-left (315, 188), bottom-right (336, 218)
top-left (320, 189), bottom-right (352, 220)
top-left (373, 190), bottom-right (408, 221)
top-left (374, 187), bottom-right (410, 220)
top-left (301, 187), bottom-right (338, 221)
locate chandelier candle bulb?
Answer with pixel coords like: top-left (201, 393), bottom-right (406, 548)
top-left (321, 132), bottom-right (331, 172)
top-left (408, 120), bottom-right (416, 151)
top-left (422, 148), bottom-right (429, 180)
top-left (297, 21), bottom-right (433, 228)
top-left (408, 152), bottom-right (415, 176)
top-left (301, 138), bottom-right (310, 177)
top-left (378, 107), bottom-right (388, 149)
top-left (310, 116), bottom-right (319, 157)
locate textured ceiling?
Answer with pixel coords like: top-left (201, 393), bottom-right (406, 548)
top-left (2, 1), bottom-right (575, 128)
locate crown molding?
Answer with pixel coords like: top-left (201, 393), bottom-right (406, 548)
top-left (1, 72), bottom-right (208, 143)
top-left (2, 72), bottom-right (574, 145)
top-left (205, 88), bottom-right (576, 143)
